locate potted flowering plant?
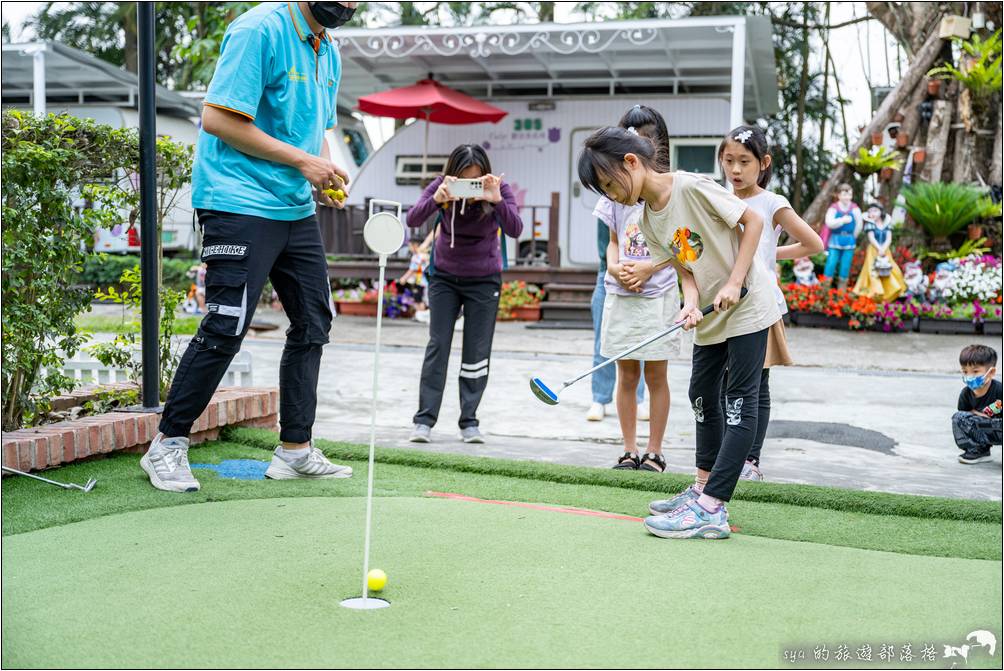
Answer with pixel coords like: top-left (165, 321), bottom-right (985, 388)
top-left (332, 284), bottom-right (379, 317)
top-left (914, 301), bottom-right (978, 335)
top-left (783, 284), bottom-right (876, 330)
top-left (497, 280), bottom-right (545, 321)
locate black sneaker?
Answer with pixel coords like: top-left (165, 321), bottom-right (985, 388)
top-left (959, 448), bottom-right (992, 464)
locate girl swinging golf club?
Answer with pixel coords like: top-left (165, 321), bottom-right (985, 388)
top-left (577, 126), bottom-right (780, 539)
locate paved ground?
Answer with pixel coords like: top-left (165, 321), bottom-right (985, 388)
top-left (89, 304), bottom-right (1003, 500)
top-left (233, 308), bottom-right (1003, 501)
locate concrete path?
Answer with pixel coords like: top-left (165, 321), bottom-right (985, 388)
top-left (228, 309), bottom-right (1002, 501)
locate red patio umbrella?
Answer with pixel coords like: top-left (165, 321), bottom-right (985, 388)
top-left (357, 79), bottom-right (508, 180)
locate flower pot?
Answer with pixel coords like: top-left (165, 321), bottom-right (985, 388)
top-left (895, 132), bottom-right (909, 148)
top-left (967, 223), bottom-right (984, 240)
top-left (893, 111), bottom-right (906, 123)
top-left (335, 301), bottom-right (378, 317)
top-left (870, 131), bottom-right (884, 146)
top-left (912, 149), bottom-right (926, 164)
top-left (879, 167), bottom-right (894, 182)
top-left (789, 312), bottom-right (851, 330)
top-left (510, 305), bottom-right (541, 321)
top-left (915, 317), bottom-right (978, 335)
top-left (927, 78), bottom-right (941, 96)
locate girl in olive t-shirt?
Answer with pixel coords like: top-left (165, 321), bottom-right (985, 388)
top-left (577, 126), bottom-right (780, 540)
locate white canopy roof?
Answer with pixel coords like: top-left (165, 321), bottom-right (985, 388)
top-left (2, 41), bottom-right (201, 118)
top-left (332, 16), bottom-right (779, 123)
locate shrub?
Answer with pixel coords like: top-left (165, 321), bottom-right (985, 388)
top-left (2, 112), bottom-right (136, 430)
top-left (901, 183), bottom-right (990, 241)
top-left (80, 253), bottom-right (197, 294)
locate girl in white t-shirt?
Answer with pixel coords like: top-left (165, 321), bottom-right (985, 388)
top-left (717, 125), bottom-right (823, 480)
top-left (577, 126), bottom-right (779, 540)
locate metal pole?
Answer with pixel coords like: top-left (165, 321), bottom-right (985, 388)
top-left (138, 2), bottom-right (160, 408)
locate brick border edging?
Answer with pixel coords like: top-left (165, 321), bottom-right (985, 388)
top-left (2, 388), bottom-right (279, 473)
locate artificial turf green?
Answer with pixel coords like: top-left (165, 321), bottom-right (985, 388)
top-left (229, 427), bottom-right (1003, 524)
top-left (2, 497), bottom-right (1001, 669)
top-left (1, 437), bottom-right (1000, 561)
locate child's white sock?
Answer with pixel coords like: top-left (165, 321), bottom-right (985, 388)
top-left (694, 473), bottom-right (708, 493)
top-left (278, 446), bottom-right (310, 462)
top-left (696, 492), bottom-right (723, 513)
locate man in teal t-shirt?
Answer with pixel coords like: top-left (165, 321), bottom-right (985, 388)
top-left (142, 2), bottom-right (359, 493)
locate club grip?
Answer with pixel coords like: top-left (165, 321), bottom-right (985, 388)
top-left (700, 286), bottom-right (748, 315)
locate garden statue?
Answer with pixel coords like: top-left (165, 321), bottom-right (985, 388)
top-left (928, 261), bottom-right (958, 303)
top-left (794, 257), bottom-right (820, 286)
top-left (853, 203), bottom-right (906, 301)
top-left (823, 183), bottom-right (863, 289)
top-left (903, 260), bottom-right (929, 299)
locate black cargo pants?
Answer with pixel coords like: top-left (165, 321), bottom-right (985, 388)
top-left (159, 209), bottom-right (333, 444)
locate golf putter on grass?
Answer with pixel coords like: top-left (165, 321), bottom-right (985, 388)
top-left (1, 466), bottom-right (97, 492)
top-left (530, 287), bottom-right (749, 405)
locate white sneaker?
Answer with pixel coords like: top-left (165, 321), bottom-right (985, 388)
top-left (140, 434), bottom-right (200, 493)
top-left (637, 402), bottom-right (650, 422)
top-left (739, 460), bottom-right (763, 481)
top-left (586, 402), bottom-right (606, 421)
top-left (414, 310), bottom-right (430, 324)
top-left (265, 445), bottom-right (353, 479)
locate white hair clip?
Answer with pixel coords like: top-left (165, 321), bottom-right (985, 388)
top-left (627, 126), bottom-right (639, 135)
top-left (734, 129), bottom-right (754, 143)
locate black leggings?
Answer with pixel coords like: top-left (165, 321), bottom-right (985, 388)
top-left (413, 271), bottom-right (501, 429)
top-left (689, 328), bottom-right (769, 502)
top-left (720, 368), bottom-right (770, 465)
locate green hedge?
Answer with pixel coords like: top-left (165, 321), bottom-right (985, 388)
top-left (79, 254), bottom-right (198, 294)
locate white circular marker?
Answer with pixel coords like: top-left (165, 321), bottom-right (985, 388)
top-left (363, 212), bottom-right (405, 256)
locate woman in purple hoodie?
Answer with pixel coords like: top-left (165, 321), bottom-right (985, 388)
top-left (407, 144), bottom-right (524, 444)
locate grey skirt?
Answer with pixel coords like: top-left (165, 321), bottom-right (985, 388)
top-left (600, 290), bottom-right (681, 360)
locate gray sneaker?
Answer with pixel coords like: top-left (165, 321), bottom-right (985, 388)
top-left (648, 485), bottom-right (700, 516)
top-left (409, 424), bottom-right (432, 443)
top-left (460, 426), bottom-right (485, 444)
top-left (265, 445), bottom-right (353, 479)
top-left (140, 434), bottom-right (200, 493)
top-left (739, 460), bottom-right (764, 481)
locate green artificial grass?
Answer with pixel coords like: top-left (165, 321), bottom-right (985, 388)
top-left (2, 497), bottom-right (1000, 669)
top-left (75, 313), bottom-right (201, 336)
top-left (1, 437), bottom-right (1000, 561)
top-left (230, 427), bottom-right (1002, 525)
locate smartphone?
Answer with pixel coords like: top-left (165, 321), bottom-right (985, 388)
top-left (449, 178), bottom-right (484, 200)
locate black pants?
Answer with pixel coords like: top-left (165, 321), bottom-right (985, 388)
top-left (413, 271), bottom-right (501, 429)
top-left (720, 368), bottom-right (770, 465)
top-left (160, 209), bottom-right (333, 444)
top-left (689, 328), bottom-right (769, 501)
top-left (952, 412), bottom-right (1003, 451)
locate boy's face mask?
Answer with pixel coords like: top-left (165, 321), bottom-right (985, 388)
top-left (963, 367), bottom-right (995, 390)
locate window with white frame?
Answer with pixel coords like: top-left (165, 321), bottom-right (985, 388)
top-left (670, 139), bottom-right (722, 179)
top-left (395, 155), bottom-right (448, 185)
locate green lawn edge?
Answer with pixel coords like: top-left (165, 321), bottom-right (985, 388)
top-left (225, 427), bottom-right (1002, 524)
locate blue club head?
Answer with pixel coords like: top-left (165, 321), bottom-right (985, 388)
top-left (529, 377), bottom-right (559, 405)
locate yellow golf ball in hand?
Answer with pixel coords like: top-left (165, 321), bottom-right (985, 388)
top-left (367, 569), bottom-right (387, 592)
top-left (322, 188), bottom-right (345, 202)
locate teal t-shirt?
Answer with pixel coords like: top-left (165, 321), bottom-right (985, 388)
top-left (192, 2), bottom-right (341, 221)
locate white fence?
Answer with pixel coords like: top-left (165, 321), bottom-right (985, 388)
top-left (61, 350), bottom-right (254, 387)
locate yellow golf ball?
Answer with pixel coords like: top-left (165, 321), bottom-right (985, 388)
top-left (322, 188), bottom-right (345, 202)
top-left (367, 569), bottom-right (387, 592)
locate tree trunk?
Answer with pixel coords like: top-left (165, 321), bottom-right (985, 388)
top-left (536, 2), bottom-right (555, 22)
top-left (885, 81), bottom-right (928, 199)
top-left (801, 26), bottom-right (946, 226)
top-left (122, 3), bottom-right (138, 74)
top-left (990, 111), bottom-right (1003, 186)
top-left (817, 2), bottom-right (831, 162)
top-left (921, 100), bottom-right (954, 183)
top-left (791, 4), bottom-right (811, 211)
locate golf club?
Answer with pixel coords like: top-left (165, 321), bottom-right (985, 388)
top-left (530, 287), bottom-right (749, 405)
top-left (1, 466), bottom-right (97, 492)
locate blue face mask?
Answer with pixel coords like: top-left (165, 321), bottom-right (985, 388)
top-left (964, 374), bottom-right (987, 390)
